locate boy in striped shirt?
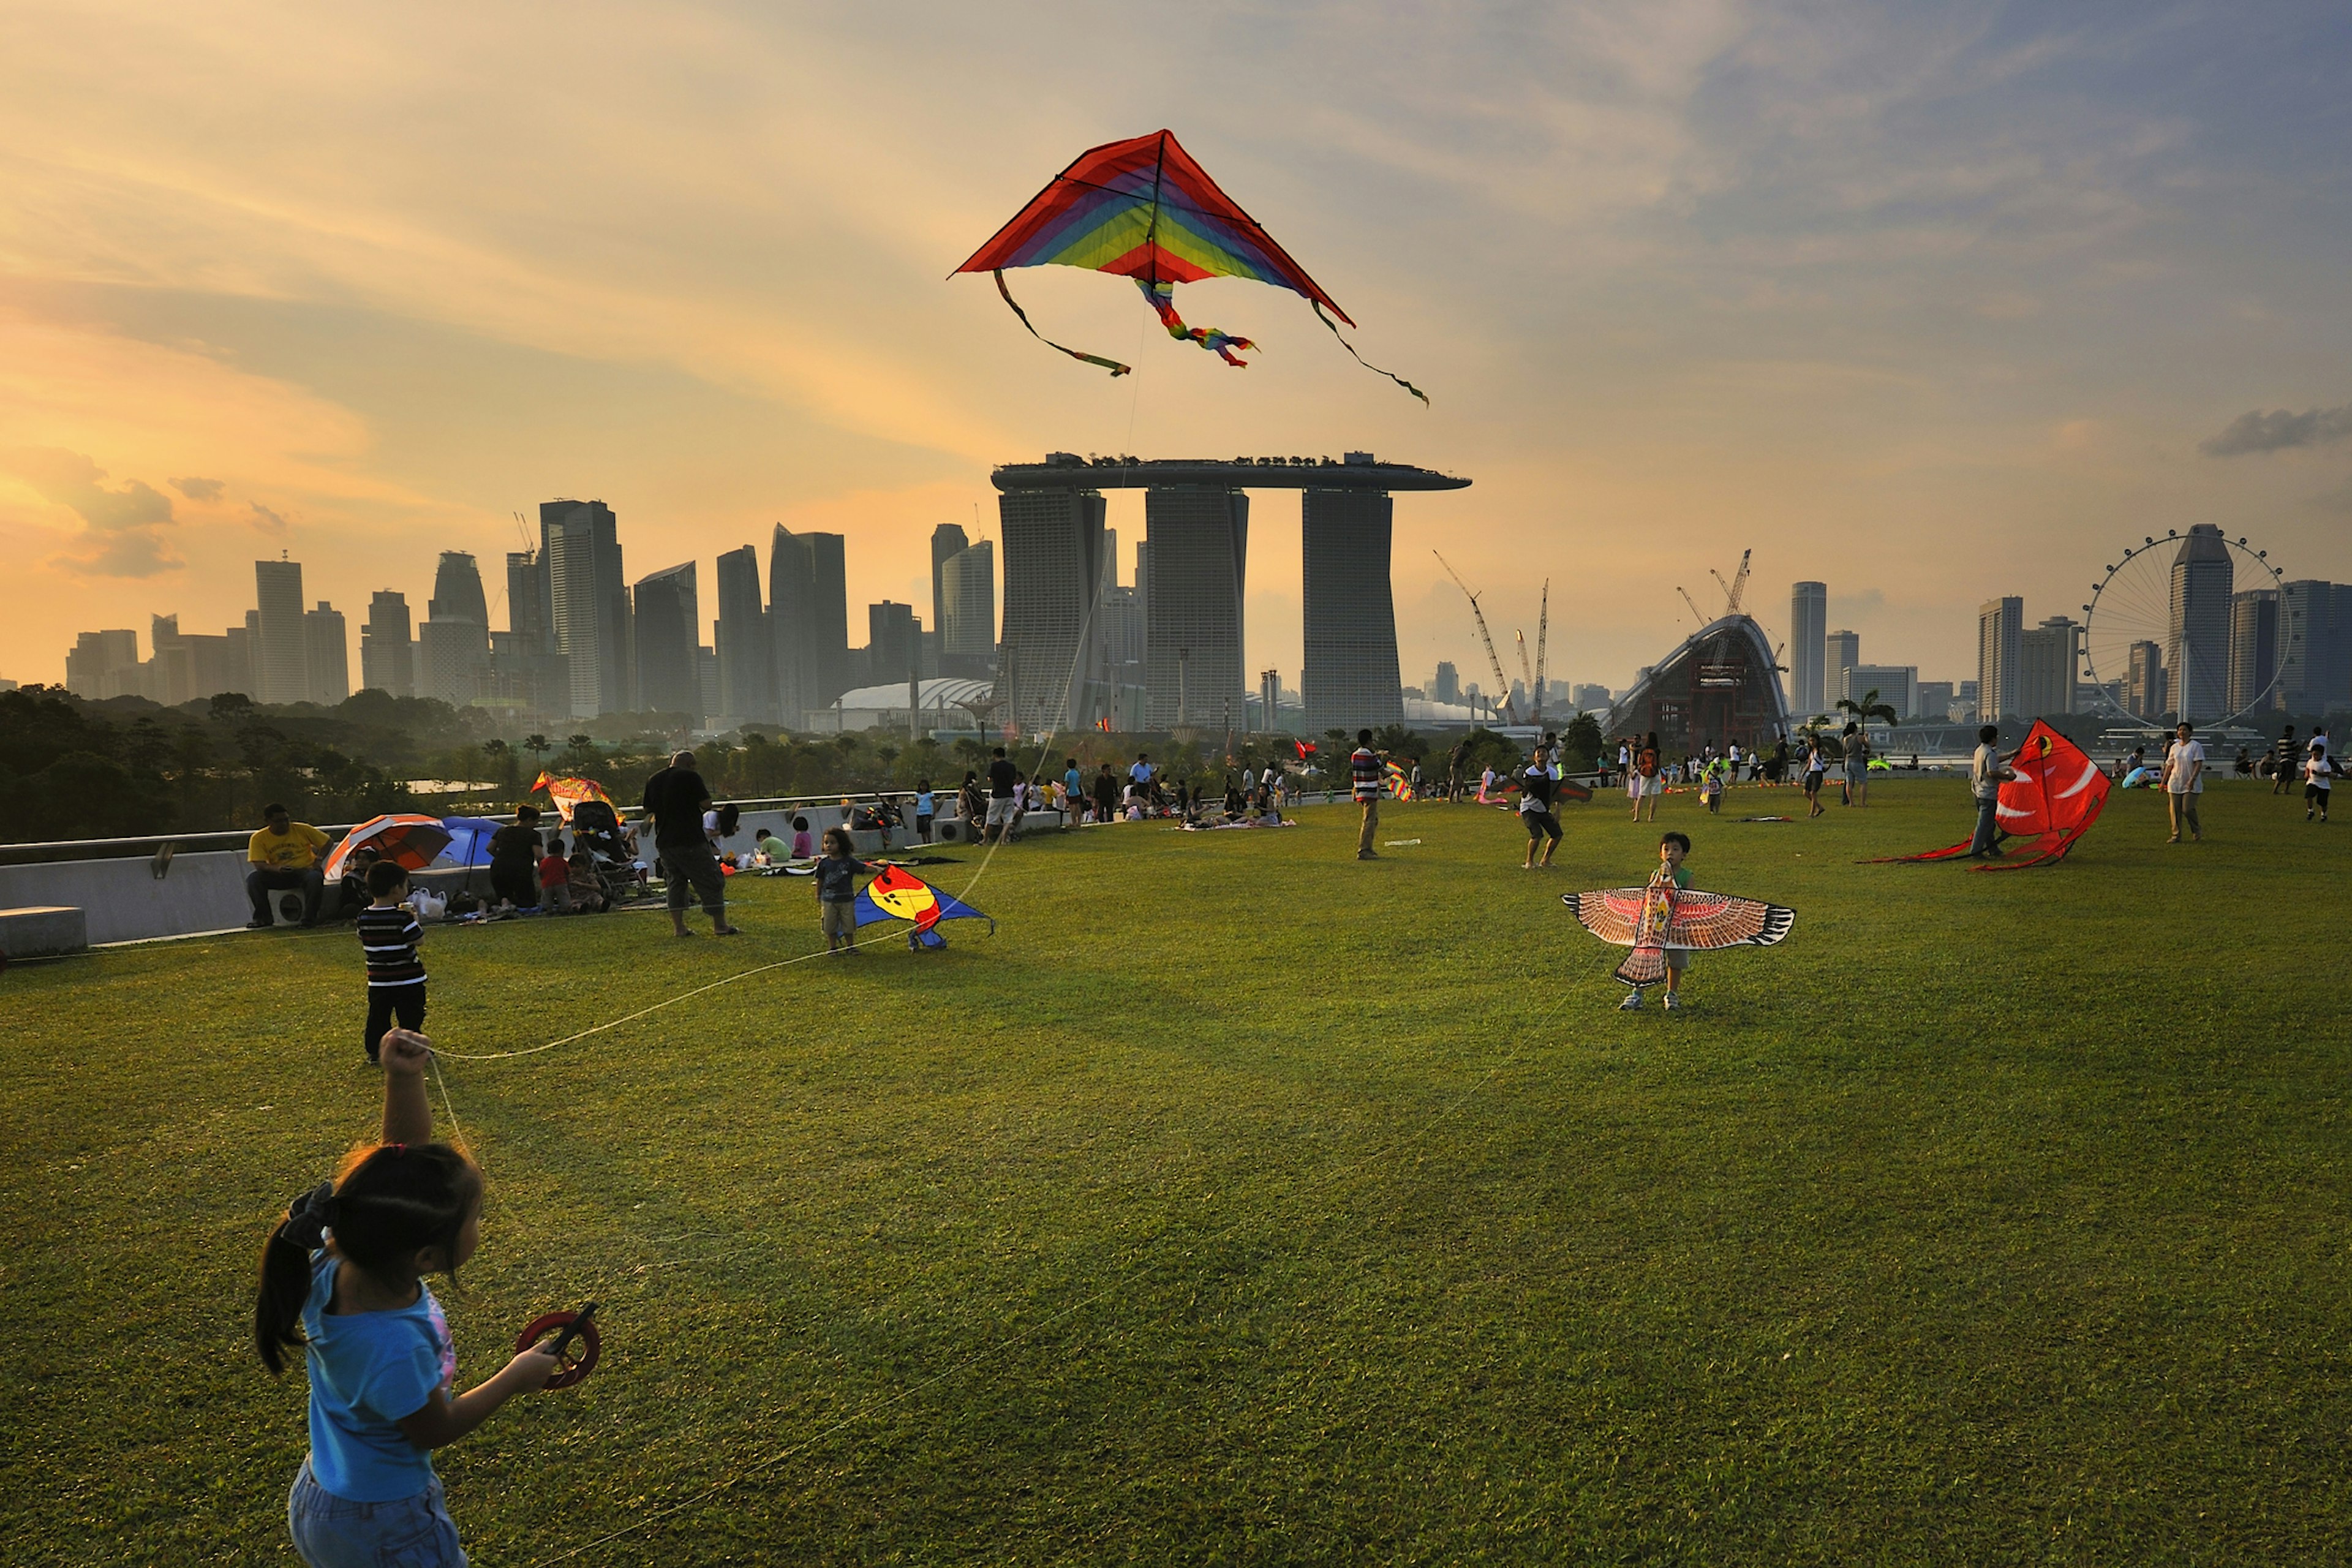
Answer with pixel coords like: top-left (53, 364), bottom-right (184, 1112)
top-left (1352, 729), bottom-right (1384, 860)
top-left (356, 859), bottom-right (427, 1065)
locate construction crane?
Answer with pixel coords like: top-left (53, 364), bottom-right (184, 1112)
top-left (1434, 550), bottom-right (1518, 725)
top-left (1515, 630), bottom-right (1535, 707)
top-left (1709, 548), bottom-right (1753, 617)
top-left (1677, 586), bottom-right (1707, 624)
top-left (1532, 579), bottom-right (1550, 726)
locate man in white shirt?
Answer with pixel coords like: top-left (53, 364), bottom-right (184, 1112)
top-left (2307, 726), bottom-right (2334, 823)
top-left (2160, 721), bottom-right (2205, 843)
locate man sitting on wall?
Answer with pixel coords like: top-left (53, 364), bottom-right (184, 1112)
top-left (246, 802), bottom-right (330, 929)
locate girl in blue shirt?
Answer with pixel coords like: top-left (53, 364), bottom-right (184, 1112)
top-left (255, 1030), bottom-right (559, 1566)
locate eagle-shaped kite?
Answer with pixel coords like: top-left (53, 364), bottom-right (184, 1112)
top-left (1562, 871), bottom-right (1796, 988)
top-left (853, 865), bottom-right (995, 951)
top-left (954, 129), bottom-right (1426, 402)
top-left (1869, 721), bottom-right (2110, 872)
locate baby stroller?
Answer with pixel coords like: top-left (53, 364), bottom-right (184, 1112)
top-left (567, 799), bottom-right (648, 905)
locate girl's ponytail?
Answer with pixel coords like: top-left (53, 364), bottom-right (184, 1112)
top-left (252, 1145), bottom-right (481, 1376)
top-left (255, 1182), bottom-right (336, 1375)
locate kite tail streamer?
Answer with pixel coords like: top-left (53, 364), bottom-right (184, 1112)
top-left (1139, 280), bottom-right (1254, 367)
top-left (1313, 301), bottom-right (1430, 406)
top-left (993, 271), bottom-right (1131, 376)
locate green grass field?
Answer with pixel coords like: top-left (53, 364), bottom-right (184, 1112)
top-left (9, 778), bottom-right (2352, 1564)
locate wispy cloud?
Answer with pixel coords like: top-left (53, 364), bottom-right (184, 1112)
top-left (5, 445), bottom-right (181, 577)
top-left (171, 475), bottom-right (224, 500)
top-left (2201, 404), bottom-right (2352, 456)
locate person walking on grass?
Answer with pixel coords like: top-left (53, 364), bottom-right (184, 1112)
top-left (1352, 729), bottom-right (1384, 859)
top-left (2307, 726), bottom-right (2335, 823)
top-left (2275, 725), bottom-right (2301, 794)
top-left (1630, 733), bottom-right (1664, 823)
top-left (1842, 723), bottom-right (1871, 807)
top-left (1619, 831), bottom-right (1695, 1012)
top-left (2161, 721), bottom-right (2206, 843)
top-left (356, 861), bottom-right (427, 1065)
top-left (1967, 723), bottom-right (2015, 858)
top-left (258, 1029), bottom-right (560, 1568)
top-left (1803, 737), bottom-right (1828, 818)
top-left (984, 746), bottom-right (1020, 845)
top-left (1520, 753), bottom-right (1561, 870)
top-left (643, 749), bottom-right (739, 937)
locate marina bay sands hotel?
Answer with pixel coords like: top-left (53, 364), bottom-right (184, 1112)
top-left (992, 452), bottom-right (1471, 735)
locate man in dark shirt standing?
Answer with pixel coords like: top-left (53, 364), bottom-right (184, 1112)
top-left (984, 746), bottom-right (1020, 845)
top-left (643, 750), bottom-right (739, 937)
top-left (2274, 725), bottom-right (2300, 795)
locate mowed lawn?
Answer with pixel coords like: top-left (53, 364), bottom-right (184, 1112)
top-left (9, 778), bottom-right (2352, 1565)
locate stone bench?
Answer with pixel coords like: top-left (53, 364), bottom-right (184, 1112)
top-left (1, 905), bottom-right (89, 959)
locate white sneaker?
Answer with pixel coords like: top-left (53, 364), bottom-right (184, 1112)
top-left (1662, 992), bottom-right (1680, 1011)
top-left (1618, 990), bottom-right (1642, 1011)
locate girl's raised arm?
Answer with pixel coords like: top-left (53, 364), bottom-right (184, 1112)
top-left (379, 1030), bottom-right (435, 1145)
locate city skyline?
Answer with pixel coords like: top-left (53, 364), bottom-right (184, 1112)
top-left (6, 7), bottom-right (2352, 697)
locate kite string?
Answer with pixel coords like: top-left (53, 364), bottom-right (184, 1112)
top-left (527, 1001), bottom-right (1551, 1567)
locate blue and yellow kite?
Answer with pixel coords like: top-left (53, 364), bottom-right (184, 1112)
top-left (854, 865), bottom-right (997, 950)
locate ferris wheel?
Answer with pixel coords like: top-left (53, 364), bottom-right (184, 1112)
top-left (2079, 527), bottom-right (2289, 728)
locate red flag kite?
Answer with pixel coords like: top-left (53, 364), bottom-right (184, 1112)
top-left (1294, 740), bottom-right (1317, 760)
top-left (1869, 721), bottom-right (2110, 871)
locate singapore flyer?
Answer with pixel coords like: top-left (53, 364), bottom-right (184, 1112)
top-left (2079, 524), bottom-right (2290, 729)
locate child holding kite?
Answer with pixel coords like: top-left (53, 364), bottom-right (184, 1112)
top-left (1562, 831), bottom-right (1795, 1013)
top-left (257, 1030), bottom-right (562, 1566)
top-left (815, 827), bottom-right (872, 954)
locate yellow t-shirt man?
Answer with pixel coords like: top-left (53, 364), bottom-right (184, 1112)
top-left (249, 821), bottom-right (330, 870)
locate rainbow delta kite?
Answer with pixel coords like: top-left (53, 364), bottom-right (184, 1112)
top-left (853, 865), bottom-right (995, 951)
top-left (1868, 721), bottom-right (2111, 872)
top-left (1562, 872), bottom-right (1796, 989)
top-left (954, 129), bottom-right (1426, 403)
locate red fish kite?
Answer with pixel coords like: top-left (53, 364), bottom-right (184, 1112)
top-left (1870, 721), bottom-right (2110, 871)
top-left (1562, 872), bottom-right (1796, 989)
top-left (955, 129), bottom-right (1426, 402)
top-left (853, 865), bottom-right (996, 951)
top-left (530, 772), bottom-right (615, 824)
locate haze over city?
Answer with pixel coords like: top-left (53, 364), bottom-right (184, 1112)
top-left (6, 1), bottom-right (2351, 701)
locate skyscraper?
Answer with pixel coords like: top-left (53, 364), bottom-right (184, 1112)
top-left (867, 600), bottom-right (919, 687)
top-left (1144, 486), bottom-right (1248, 729)
top-left (1300, 488), bottom-right (1404, 733)
top-left (421, 551), bottom-right (491, 707)
top-left (541, 500), bottom-right (628, 718)
top-left (938, 540), bottom-right (997, 676)
top-left (1432, 662), bottom-right (1460, 705)
top-left (767, 526), bottom-right (850, 726)
top-left (2228, 589), bottom-right (2280, 715)
top-left (930, 522), bottom-right (969, 650)
top-left (1978, 597), bottom-right (2024, 720)
top-left (2166, 524), bottom-right (2232, 723)
top-left (304, 601), bottom-right (350, 704)
top-left (997, 488), bottom-right (1109, 732)
top-left (632, 562), bottom-right (701, 718)
top-left (254, 558), bottom-right (307, 706)
top-left (65, 629), bottom-right (140, 698)
top-left (506, 551), bottom-right (546, 650)
top-left (2018, 616), bottom-right (2078, 718)
top-left (2278, 580), bottom-right (2332, 713)
top-left (361, 591), bottom-right (414, 696)
top-left (2127, 641), bottom-right (2166, 720)
top-left (1825, 629), bottom-right (1860, 707)
top-left (1790, 581), bottom-right (1828, 717)
top-left (713, 545), bottom-right (772, 723)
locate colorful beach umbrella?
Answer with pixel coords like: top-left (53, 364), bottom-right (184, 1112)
top-left (323, 814), bottom-right (454, 881)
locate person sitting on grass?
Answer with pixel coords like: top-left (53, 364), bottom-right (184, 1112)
top-left (815, 826), bottom-right (871, 954)
top-left (257, 1029), bottom-right (560, 1567)
top-left (247, 803), bottom-right (331, 929)
top-left (566, 848), bottom-right (608, 913)
top-left (790, 815), bottom-right (815, 859)
top-left (487, 805), bottom-right (543, 916)
top-left (753, 826), bottom-right (787, 865)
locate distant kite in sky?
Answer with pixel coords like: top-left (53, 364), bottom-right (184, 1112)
top-left (1868, 721), bottom-right (2111, 871)
top-left (1563, 873), bottom-right (1796, 989)
top-left (954, 129), bottom-right (1427, 404)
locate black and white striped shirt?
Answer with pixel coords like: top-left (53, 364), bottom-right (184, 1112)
top-left (356, 905), bottom-right (426, 987)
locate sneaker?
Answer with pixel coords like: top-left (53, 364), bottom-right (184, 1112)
top-left (245, 918), bottom-right (273, 930)
top-left (1662, 992), bottom-right (1680, 1011)
top-left (1618, 990), bottom-right (1642, 1011)
top-left (1357, 851), bottom-right (1379, 861)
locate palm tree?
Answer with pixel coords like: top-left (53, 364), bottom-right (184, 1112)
top-left (523, 733), bottom-right (551, 772)
top-left (1836, 688), bottom-right (1899, 734)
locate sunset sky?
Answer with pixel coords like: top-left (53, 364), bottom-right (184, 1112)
top-left (4, 2), bottom-right (2350, 699)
